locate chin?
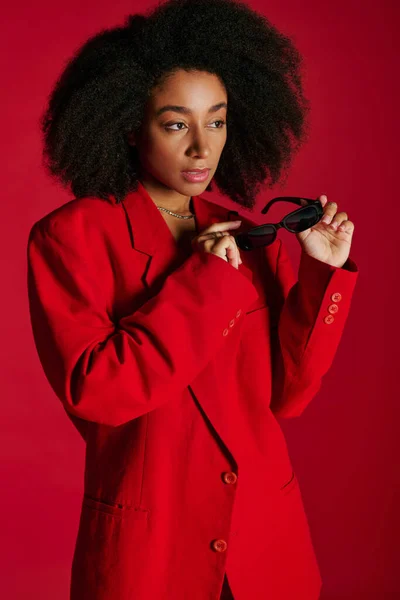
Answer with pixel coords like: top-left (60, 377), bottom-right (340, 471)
top-left (180, 178), bottom-right (213, 193)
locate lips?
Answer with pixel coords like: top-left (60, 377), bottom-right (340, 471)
top-left (181, 169), bottom-right (210, 183)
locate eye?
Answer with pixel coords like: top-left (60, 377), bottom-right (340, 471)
top-left (164, 120), bottom-right (226, 131)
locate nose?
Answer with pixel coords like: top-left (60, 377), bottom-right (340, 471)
top-left (187, 126), bottom-right (211, 157)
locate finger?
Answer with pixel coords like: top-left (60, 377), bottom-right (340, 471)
top-left (338, 220), bottom-right (355, 233)
top-left (227, 235), bottom-right (239, 269)
top-left (197, 231), bottom-right (230, 241)
top-left (192, 231), bottom-right (228, 249)
top-left (221, 234), bottom-right (240, 269)
top-left (226, 245), bottom-right (238, 269)
top-left (328, 212), bottom-right (348, 230)
top-left (202, 221), bottom-right (242, 234)
top-left (204, 234), bottom-right (239, 268)
top-left (317, 194), bottom-right (329, 208)
top-left (230, 235), bottom-right (241, 267)
top-left (215, 235), bottom-right (238, 269)
top-left (321, 201), bottom-right (338, 224)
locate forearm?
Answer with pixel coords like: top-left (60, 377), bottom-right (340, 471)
top-left (269, 245), bottom-right (359, 418)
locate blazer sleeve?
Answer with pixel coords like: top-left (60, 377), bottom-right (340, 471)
top-left (27, 220), bottom-right (259, 428)
top-left (269, 239), bottom-right (359, 418)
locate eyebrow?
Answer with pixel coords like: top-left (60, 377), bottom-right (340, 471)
top-left (155, 102), bottom-right (227, 117)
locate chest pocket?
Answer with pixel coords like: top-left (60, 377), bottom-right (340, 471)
top-left (243, 304), bottom-right (271, 332)
top-left (239, 304), bottom-right (272, 365)
top-left (236, 304), bottom-right (273, 407)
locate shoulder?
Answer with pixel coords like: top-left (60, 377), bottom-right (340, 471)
top-left (29, 195), bottom-right (117, 242)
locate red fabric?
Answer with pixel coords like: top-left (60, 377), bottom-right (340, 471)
top-left (27, 181), bottom-right (359, 599)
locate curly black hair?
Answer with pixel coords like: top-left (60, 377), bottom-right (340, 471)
top-left (40, 0), bottom-right (311, 209)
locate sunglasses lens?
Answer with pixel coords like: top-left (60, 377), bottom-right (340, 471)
top-left (236, 226), bottom-right (276, 250)
top-left (284, 206), bottom-right (319, 232)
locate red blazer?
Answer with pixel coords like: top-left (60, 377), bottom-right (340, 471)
top-left (27, 181), bottom-right (359, 600)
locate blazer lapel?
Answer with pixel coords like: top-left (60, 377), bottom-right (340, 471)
top-left (119, 180), bottom-right (254, 289)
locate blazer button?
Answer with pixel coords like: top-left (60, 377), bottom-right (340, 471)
top-left (212, 539), bottom-right (228, 552)
top-left (324, 315), bottom-right (335, 324)
top-left (222, 472), bottom-right (238, 484)
top-left (229, 319), bottom-right (235, 328)
top-left (236, 309), bottom-right (242, 318)
top-left (331, 292), bottom-right (342, 303)
top-left (328, 303), bottom-right (339, 314)
top-left (223, 328), bottom-right (229, 336)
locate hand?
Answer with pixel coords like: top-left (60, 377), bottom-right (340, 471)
top-left (191, 221), bottom-right (243, 269)
top-left (295, 194), bottom-right (355, 268)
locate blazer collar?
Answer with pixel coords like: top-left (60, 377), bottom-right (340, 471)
top-left (118, 180), bottom-right (253, 286)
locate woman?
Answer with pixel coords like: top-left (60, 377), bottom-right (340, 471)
top-left (27, 0), bottom-right (359, 598)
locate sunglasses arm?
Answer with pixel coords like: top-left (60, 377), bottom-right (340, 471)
top-left (261, 197), bottom-right (304, 216)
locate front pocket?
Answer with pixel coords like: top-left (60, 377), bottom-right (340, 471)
top-left (71, 497), bottom-right (150, 598)
top-left (82, 494), bottom-right (150, 518)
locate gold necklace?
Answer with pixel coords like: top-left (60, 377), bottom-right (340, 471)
top-left (156, 198), bottom-right (194, 219)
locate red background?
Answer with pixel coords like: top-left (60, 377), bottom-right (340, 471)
top-left (2, 0), bottom-right (398, 597)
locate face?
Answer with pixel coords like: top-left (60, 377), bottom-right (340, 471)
top-left (127, 69), bottom-right (228, 206)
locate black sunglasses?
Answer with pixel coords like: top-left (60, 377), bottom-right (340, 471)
top-left (228, 197), bottom-right (324, 251)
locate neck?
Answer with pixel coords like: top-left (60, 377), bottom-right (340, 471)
top-left (139, 177), bottom-right (192, 214)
